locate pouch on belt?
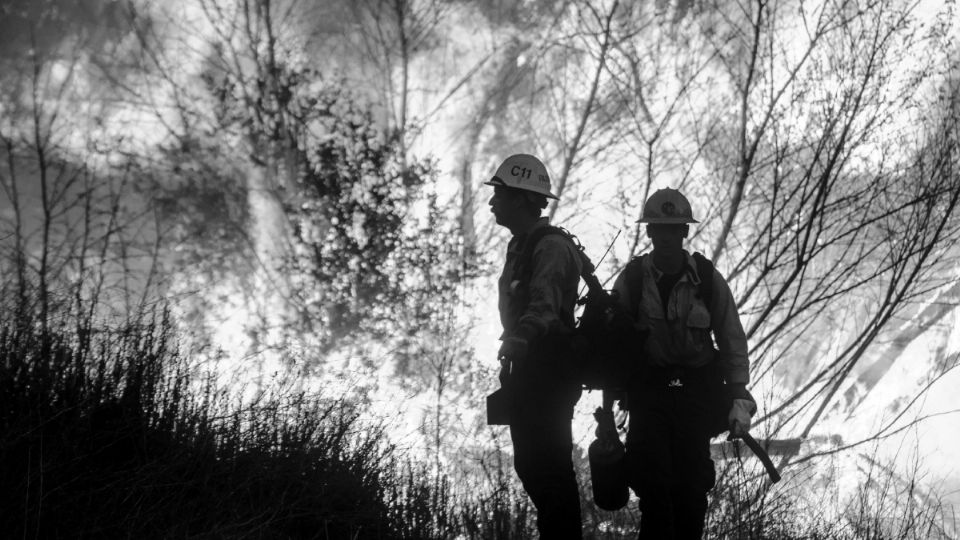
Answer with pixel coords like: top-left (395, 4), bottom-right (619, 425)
top-left (486, 387), bottom-right (511, 425)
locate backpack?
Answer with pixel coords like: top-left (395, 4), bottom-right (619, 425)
top-left (511, 226), bottom-right (639, 391)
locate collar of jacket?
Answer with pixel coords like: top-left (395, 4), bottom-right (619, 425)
top-left (507, 217), bottom-right (551, 255)
top-left (644, 249), bottom-right (704, 286)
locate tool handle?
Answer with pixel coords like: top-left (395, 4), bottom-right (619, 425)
top-left (741, 433), bottom-right (781, 483)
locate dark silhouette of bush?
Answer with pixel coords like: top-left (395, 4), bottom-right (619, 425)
top-left (3, 308), bottom-right (953, 539)
top-left (0, 311), bottom-right (456, 539)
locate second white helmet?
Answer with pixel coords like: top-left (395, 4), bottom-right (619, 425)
top-left (637, 188), bottom-right (699, 224)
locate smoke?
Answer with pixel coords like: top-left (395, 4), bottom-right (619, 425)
top-left (0, 0), bottom-right (130, 60)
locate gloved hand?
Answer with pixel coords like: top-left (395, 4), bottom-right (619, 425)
top-left (497, 336), bottom-right (529, 363)
top-left (728, 398), bottom-right (757, 438)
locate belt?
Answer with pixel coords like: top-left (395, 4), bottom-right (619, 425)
top-left (638, 363), bottom-right (720, 388)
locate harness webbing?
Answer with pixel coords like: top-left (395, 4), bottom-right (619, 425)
top-left (623, 252), bottom-right (715, 318)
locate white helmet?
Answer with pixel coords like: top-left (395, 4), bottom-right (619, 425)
top-left (637, 188), bottom-right (699, 224)
top-left (484, 154), bottom-right (559, 199)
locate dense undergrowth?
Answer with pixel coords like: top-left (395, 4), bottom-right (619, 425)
top-left (1, 311), bottom-right (955, 539)
top-left (0, 311), bottom-right (532, 539)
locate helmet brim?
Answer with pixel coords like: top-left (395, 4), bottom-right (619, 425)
top-left (637, 217), bottom-right (700, 224)
top-left (485, 177), bottom-right (559, 199)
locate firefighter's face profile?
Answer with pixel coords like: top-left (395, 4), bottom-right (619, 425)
top-left (489, 186), bottom-right (525, 226)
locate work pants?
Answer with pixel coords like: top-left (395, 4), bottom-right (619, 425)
top-left (626, 377), bottom-right (717, 540)
top-left (508, 369), bottom-right (582, 539)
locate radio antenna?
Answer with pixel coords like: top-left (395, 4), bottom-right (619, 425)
top-left (594, 229), bottom-right (620, 270)
top-left (578, 229), bottom-right (621, 297)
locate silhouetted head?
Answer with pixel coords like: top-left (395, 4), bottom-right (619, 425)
top-left (486, 154), bottom-right (554, 233)
top-left (639, 188), bottom-right (697, 270)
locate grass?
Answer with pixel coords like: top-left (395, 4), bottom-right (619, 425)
top-left (1, 309), bottom-right (955, 538)
top-left (0, 311), bottom-right (465, 539)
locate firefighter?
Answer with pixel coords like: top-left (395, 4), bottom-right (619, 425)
top-left (486, 153), bottom-right (584, 538)
top-left (613, 188), bottom-right (756, 540)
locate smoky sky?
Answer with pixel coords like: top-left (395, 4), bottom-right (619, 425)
top-left (0, 0), bottom-right (130, 60)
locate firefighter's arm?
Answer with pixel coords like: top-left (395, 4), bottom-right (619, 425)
top-left (612, 265), bottom-right (649, 347)
top-left (709, 269), bottom-right (749, 385)
top-left (611, 271), bottom-right (631, 313)
top-left (710, 270), bottom-right (756, 434)
top-left (611, 271), bottom-right (643, 333)
top-left (500, 236), bottom-right (580, 362)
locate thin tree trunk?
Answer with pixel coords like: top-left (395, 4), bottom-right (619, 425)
top-left (548, 0), bottom-right (619, 220)
top-left (711, 0), bottom-right (764, 264)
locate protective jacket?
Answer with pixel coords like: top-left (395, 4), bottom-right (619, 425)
top-left (498, 218), bottom-right (582, 345)
top-left (611, 250), bottom-right (749, 384)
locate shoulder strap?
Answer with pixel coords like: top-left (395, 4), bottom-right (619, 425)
top-left (692, 252), bottom-right (714, 308)
top-left (514, 226), bottom-right (567, 289)
top-left (623, 253), bottom-right (713, 314)
top-left (623, 255), bottom-right (645, 317)
top-left (515, 225), bottom-right (603, 288)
